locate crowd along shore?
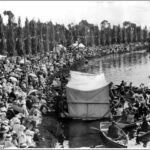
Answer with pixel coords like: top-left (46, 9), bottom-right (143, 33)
top-left (0, 41), bottom-right (149, 148)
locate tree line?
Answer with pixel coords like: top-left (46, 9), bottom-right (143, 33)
top-left (0, 11), bottom-right (150, 56)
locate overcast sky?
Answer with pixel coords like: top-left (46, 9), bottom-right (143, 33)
top-left (0, 1), bottom-right (150, 28)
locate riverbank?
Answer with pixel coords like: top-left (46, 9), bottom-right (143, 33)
top-left (85, 42), bottom-right (149, 59)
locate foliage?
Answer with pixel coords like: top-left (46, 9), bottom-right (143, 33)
top-left (0, 11), bottom-right (149, 56)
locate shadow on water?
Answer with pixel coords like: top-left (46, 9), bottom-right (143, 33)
top-left (62, 120), bottom-right (105, 148)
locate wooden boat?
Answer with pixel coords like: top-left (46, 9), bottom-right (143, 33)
top-left (138, 130), bottom-right (150, 140)
top-left (116, 122), bottom-right (137, 129)
top-left (99, 122), bottom-right (128, 148)
top-left (116, 115), bottom-right (150, 129)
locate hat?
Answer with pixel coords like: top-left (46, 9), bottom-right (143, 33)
top-left (2, 120), bottom-right (9, 126)
top-left (32, 103), bottom-right (39, 107)
top-left (19, 125), bottom-right (26, 131)
top-left (5, 133), bottom-right (11, 139)
top-left (16, 113), bottom-right (23, 119)
top-left (20, 143), bottom-right (27, 148)
top-left (0, 107), bottom-right (7, 112)
top-left (0, 127), bottom-right (8, 133)
top-left (13, 118), bottom-right (20, 124)
top-left (20, 100), bottom-right (26, 105)
top-left (112, 121), bottom-right (116, 124)
top-left (26, 130), bottom-right (34, 136)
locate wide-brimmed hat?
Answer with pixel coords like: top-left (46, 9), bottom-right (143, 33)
top-left (0, 107), bottom-right (7, 112)
top-left (20, 143), bottom-right (27, 148)
top-left (1, 120), bottom-right (9, 126)
top-left (13, 118), bottom-right (20, 124)
top-left (26, 130), bottom-right (34, 136)
top-left (0, 127), bottom-right (9, 133)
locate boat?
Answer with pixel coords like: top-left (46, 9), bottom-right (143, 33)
top-left (116, 121), bottom-right (137, 129)
top-left (99, 122), bottom-right (128, 148)
top-left (116, 114), bottom-right (150, 129)
top-left (136, 129), bottom-right (150, 147)
top-left (138, 130), bottom-right (150, 140)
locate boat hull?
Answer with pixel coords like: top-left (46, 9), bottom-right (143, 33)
top-left (99, 122), bottom-right (128, 148)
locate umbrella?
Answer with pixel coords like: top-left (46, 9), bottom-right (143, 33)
top-left (29, 73), bottom-right (37, 78)
top-left (10, 73), bottom-right (20, 78)
top-left (28, 89), bottom-right (38, 96)
top-left (15, 68), bottom-right (22, 72)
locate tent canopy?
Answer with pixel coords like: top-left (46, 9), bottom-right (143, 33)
top-left (0, 55), bottom-right (6, 60)
top-left (67, 71), bottom-right (107, 91)
top-left (70, 42), bottom-right (85, 49)
top-left (66, 71), bottom-right (110, 119)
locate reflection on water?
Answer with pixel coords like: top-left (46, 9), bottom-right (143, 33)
top-left (87, 50), bottom-right (150, 87)
top-left (63, 120), bottom-right (103, 148)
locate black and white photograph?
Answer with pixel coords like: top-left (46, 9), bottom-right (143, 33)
top-left (0, 0), bottom-right (150, 149)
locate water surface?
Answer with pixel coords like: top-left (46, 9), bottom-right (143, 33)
top-left (87, 50), bottom-right (150, 87)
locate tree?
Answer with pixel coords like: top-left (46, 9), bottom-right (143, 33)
top-left (16, 17), bottom-right (24, 56)
top-left (143, 26), bottom-right (148, 42)
top-left (45, 24), bottom-right (50, 53)
top-left (24, 18), bottom-right (31, 55)
top-left (4, 11), bottom-right (16, 56)
top-left (29, 20), bottom-right (38, 55)
top-left (0, 15), bottom-right (6, 55)
top-left (118, 24), bottom-right (123, 43)
top-left (38, 23), bottom-right (44, 54)
top-left (101, 20), bottom-right (109, 45)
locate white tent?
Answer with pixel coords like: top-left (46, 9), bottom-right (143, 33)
top-left (66, 71), bottom-right (110, 120)
top-left (67, 71), bottom-right (107, 91)
top-left (19, 59), bottom-right (30, 64)
top-left (71, 42), bottom-right (85, 49)
top-left (0, 55), bottom-right (6, 60)
top-left (53, 44), bottom-right (66, 52)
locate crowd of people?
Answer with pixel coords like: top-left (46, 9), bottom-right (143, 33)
top-left (109, 81), bottom-right (150, 122)
top-left (0, 43), bottom-right (87, 148)
top-left (109, 81), bottom-right (150, 144)
top-left (0, 41), bottom-right (149, 148)
top-left (86, 42), bottom-right (149, 57)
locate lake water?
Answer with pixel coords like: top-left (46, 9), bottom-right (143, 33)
top-left (87, 50), bottom-right (150, 87)
top-left (61, 50), bottom-right (150, 148)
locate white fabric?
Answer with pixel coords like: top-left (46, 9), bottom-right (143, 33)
top-left (72, 42), bottom-right (85, 48)
top-left (0, 55), bottom-right (6, 60)
top-left (19, 59), bottom-right (30, 64)
top-left (67, 71), bottom-right (108, 91)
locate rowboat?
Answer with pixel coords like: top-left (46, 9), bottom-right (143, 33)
top-left (138, 130), bottom-right (150, 140)
top-left (117, 115), bottom-right (150, 129)
top-left (116, 122), bottom-right (137, 129)
top-left (99, 122), bottom-right (128, 148)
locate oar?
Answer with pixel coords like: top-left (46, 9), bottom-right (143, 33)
top-left (90, 126), bottom-right (100, 131)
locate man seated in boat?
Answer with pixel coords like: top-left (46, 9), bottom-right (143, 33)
top-left (139, 116), bottom-right (150, 132)
top-left (121, 108), bottom-right (135, 123)
top-left (136, 116), bottom-right (150, 145)
top-left (107, 121), bottom-right (123, 140)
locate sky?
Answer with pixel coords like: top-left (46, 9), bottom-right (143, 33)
top-left (0, 1), bottom-right (150, 28)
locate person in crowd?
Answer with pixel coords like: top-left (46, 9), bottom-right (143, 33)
top-left (107, 121), bottom-right (123, 139)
